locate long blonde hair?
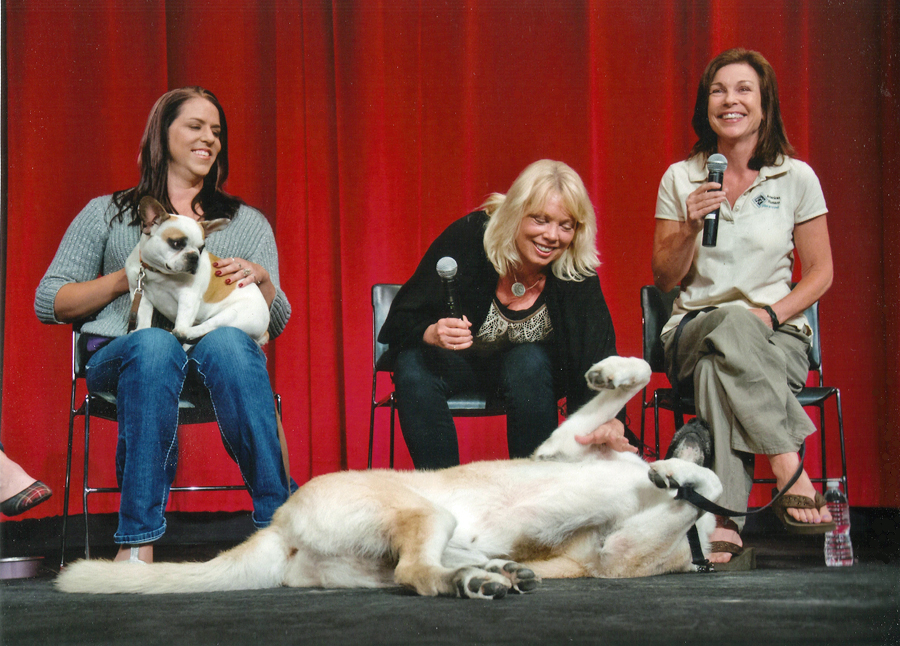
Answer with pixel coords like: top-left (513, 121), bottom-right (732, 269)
top-left (481, 159), bottom-right (599, 281)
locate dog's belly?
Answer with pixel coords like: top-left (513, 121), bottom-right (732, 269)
top-left (419, 458), bottom-right (655, 559)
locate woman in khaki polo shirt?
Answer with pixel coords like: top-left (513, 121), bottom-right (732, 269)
top-left (651, 48), bottom-right (835, 569)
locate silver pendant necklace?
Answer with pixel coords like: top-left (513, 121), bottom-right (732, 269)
top-left (511, 275), bottom-right (543, 298)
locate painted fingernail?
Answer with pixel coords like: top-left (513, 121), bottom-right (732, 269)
top-left (215, 271), bottom-right (221, 276)
top-left (225, 279), bottom-right (231, 284)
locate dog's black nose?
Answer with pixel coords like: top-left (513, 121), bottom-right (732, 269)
top-left (186, 253), bottom-right (200, 275)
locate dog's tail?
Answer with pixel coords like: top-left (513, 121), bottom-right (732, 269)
top-left (55, 525), bottom-right (288, 594)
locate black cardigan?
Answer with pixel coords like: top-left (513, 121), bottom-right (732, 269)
top-left (378, 211), bottom-right (620, 414)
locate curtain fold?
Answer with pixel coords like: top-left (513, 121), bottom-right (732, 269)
top-left (4, 0), bottom-right (897, 517)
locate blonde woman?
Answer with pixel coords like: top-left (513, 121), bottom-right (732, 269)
top-left (379, 160), bottom-right (630, 469)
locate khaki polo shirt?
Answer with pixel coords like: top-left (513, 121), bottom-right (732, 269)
top-left (655, 155), bottom-right (827, 336)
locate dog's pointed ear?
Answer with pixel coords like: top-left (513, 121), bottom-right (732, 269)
top-left (200, 218), bottom-right (231, 237)
top-left (138, 197), bottom-right (171, 234)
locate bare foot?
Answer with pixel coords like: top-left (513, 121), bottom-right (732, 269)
top-left (0, 451), bottom-right (40, 502)
top-left (708, 516), bottom-right (742, 564)
top-left (114, 545), bottom-right (154, 563)
top-left (769, 452), bottom-right (832, 525)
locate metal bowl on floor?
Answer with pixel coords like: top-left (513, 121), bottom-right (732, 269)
top-left (0, 556), bottom-right (44, 580)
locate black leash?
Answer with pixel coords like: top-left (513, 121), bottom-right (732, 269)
top-left (678, 445), bottom-right (806, 572)
top-left (677, 443), bottom-right (806, 518)
top-left (669, 307), bottom-right (716, 400)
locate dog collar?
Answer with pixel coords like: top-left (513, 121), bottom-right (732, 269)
top-left (139, 256), bottom-right (163, 274)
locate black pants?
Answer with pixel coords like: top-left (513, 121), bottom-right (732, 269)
top-left (392, 342), bottom-right (558, 469)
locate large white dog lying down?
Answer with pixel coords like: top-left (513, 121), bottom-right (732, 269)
top-left (56, 356), bottom-right (722, 599)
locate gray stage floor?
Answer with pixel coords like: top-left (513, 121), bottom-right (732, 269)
top-left (2, 532), bottom-right (899, 646)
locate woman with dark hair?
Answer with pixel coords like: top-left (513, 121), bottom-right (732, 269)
top-left (36, 87), bottom-right (292, 563)
top-left (652, 49), bottom-right (835, 568)
top-left (379, 160), bottom-right (629, 470)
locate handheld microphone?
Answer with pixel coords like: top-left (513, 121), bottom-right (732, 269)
top-left (436, 257), bottom-right (462, 319)
top-left (702, 153), bottom-right (728, 247)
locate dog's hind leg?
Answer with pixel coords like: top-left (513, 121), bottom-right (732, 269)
top-left (594, 459), bottom-right (723, 577)
top-left (390, 504), bottom-right (512, 599)
top-left (593, 502), bottom-right (700, 577)
top-left (533, 356), bottom-right (652, 461)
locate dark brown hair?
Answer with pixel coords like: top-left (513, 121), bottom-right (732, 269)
top-left (689, 48), bottom-right (795, 169)
top-left (112, 86), bottom-right (241, 224)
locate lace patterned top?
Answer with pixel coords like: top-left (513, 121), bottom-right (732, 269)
top-left (474, 293), bottom-right (553, 352)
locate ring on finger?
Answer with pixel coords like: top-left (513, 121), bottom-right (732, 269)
top-left (243, 268), bottom-right (251, 277)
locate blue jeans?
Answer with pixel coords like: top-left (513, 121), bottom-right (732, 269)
top-left (86, 327), bottom-right (290, 544)
top-left (392, 343), bottom-right (558, 469)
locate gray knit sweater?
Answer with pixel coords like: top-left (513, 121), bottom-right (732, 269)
top-left (35, 195), bottom-right (291, 339)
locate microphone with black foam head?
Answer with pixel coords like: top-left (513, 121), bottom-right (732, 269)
top-left (436, 256), bottom-right (462, 319)
top-left (702, 153), bottom-right (728, 247)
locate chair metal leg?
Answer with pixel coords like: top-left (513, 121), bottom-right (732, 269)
top-left (819, 402), bottom-right (828, 488)
top-left (652, 391), bottom-right (661, 460)
top-left (82, 397), bottom-right (91, 560)
top-left (59, 404), bottom-right (78, 569)
top-left (388, 396), bottom-right (396, 470)
top-left (835, 389), bottom-right (848, 500)
top-left (639, 387), bottom-right (648, 457)
top-left (368, 375), bottom-right (378, 469)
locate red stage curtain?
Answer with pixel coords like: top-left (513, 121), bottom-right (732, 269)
top-left (4, 0), bottom-right (897, 519)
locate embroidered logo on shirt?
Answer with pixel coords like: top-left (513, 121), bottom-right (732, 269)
top-left (753, 194), bottom-right (781, 209)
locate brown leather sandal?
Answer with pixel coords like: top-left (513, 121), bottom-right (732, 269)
top-left (709, 518), bottom-right (756, 571)
top-left (709, 540), bottom-right (756, 571)
top-left (772, 490), bottom-right (836, 535)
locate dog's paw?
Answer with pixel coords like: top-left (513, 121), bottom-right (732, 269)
top-left (648, 459), bottom-right (722, 501)
top-left (585, 357), bottom-right (652, 392)
top-left (453, 567), bottom-right (512, 600)
top-left (648, 462), bottom-right (681, 490)
top-left (170, 328), bottom-right (199, 351)
top-left (484, 559), bottom-right (540, 594)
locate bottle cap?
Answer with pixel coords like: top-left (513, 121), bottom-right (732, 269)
top-left (826, 479), bottom-right (841, 488)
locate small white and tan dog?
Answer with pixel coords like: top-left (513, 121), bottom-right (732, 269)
top-left (56, 356), bottom-right (721, 599)
top-left (124, 196), bottom-right (270, 346)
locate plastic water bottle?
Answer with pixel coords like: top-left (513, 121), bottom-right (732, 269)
top-left (823, 479), bottom-right (853, 567)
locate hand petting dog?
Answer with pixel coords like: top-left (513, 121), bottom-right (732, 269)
top-left (575, 418), bottom-right (638, 454)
